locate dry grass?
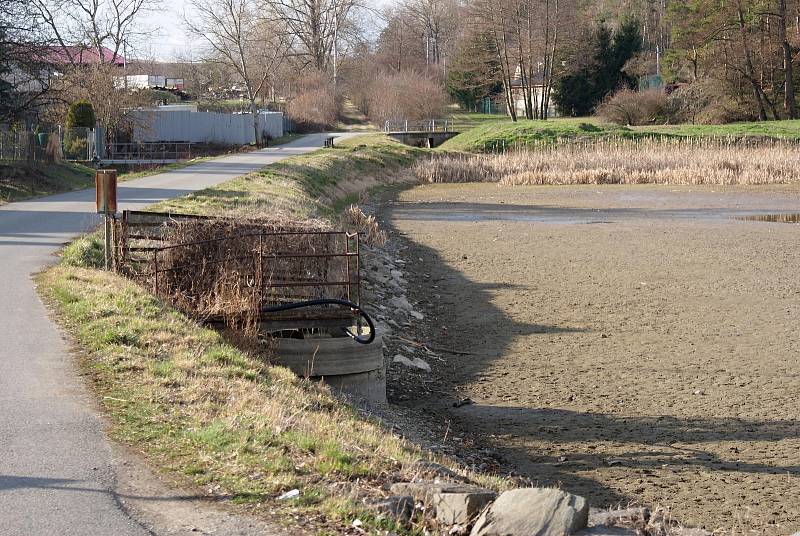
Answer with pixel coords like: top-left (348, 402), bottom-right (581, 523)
top-left (154, 134), bottom-right (422, 220)
top-left (344, 204), bottom-right (387, 246)
top-left (419, 138), bottom-right (800, 186)
top-left (37, 265), bottom-right (509, 534)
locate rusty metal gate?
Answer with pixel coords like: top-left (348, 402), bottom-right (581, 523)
top-left (115, 210), bottom-right (363, 331)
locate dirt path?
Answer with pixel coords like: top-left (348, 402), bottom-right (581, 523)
top-left (384, 183), bottom-right (800, 535)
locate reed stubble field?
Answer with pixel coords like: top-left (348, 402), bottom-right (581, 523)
top-left (417, 138), bottom-right (800, 186)
top-left (387, 182), bottom-right (800, 535)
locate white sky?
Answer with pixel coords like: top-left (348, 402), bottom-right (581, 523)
top-left (136, 0), bottom-right (393, 62)
top-left (136, 0), bottom-right (195, 61)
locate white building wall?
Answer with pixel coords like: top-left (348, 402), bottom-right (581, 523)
top-left (130, 110), bottom-right (284, 145)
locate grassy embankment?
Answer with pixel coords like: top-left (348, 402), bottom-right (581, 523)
top-left (0, 162), bottom-right (95, 204)
top-left (38, 134), bottom-right (506, 535)
top-left (440, 116), bottom-right (800, 152)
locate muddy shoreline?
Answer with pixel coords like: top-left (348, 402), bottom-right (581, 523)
top-left (376, 183), bottom-right (800, 535)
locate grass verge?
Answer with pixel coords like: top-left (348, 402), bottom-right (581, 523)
top-left (38, 134), bottom-right (508, 534)
top-left (37, 265), bottom-right (436, 533)
top-left (440, 116), bottom-right (800, 152)
top-left (0, 161), bottom-right (95, 204)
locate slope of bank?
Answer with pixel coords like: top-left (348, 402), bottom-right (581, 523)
top-left (1, 162), bottom-right (94, 204)
top-left (441, 117), bottom-right (800, 153)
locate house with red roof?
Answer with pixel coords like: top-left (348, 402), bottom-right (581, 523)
top-left (39, 46), bottom-right (126, 67)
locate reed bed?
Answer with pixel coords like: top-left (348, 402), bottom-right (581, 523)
top-left (417, 137), bottom-right (800, 186)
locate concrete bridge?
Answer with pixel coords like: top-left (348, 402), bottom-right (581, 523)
top-left (384, 119), bottom-right (460, 148)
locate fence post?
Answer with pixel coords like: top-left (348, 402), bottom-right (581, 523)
top-left (257, 234), bottom-right (264, 307)
top-left (153, 250), bottom-right (159, 296)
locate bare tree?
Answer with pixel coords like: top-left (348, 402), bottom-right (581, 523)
top-left (186, 0), bottom-right (291, 145)
top-left (261, 0), bottom-right (363, 79)
top-left (1, 0), bottom-right (56, 123)
top-left (30, 0), bottom-right (157, 65)
top-left (401, 0), bottom-right (460, 67)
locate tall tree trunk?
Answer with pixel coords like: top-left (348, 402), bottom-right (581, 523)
top-left (540, 0), bottom-right (550, 120)
top-left (500, 15), bottom-right (518, 121)
top-left (250, 99), bottom-right (260, 146)
top-left (542, 0), bottom-right (558, 119)
top-left (515, 10), bottom-right (533, 120)
top-left (736, 0), bottom-right (769, 120)
top-left (780, 0), bottom-right (797, 118)
top-left (492, 22), bottom-right (517, 121)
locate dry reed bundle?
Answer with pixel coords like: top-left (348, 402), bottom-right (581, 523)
top-left (344, 204), bottom-right (387, 246)
top-left (147, 217), bottom-right (355, 330)
top-left (416, 137), bottom-right (800, 186)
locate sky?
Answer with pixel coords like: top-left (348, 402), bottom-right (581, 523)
top-left (136, 0), bottom-right (196, 61)
top-left (135, 0), bottom-right (392, 62)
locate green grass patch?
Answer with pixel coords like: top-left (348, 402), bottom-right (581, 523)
top-left (440, 117), bottom-right (637, 152)
top-left (637, 119), bottom-right (800, 139)
top-left (61, 234), bottom-right (105, 268)
top-left (441, 116), bottom-right (800, 153)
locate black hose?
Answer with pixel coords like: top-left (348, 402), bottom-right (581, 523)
top-left (260, 298), bottom-right (376, 344)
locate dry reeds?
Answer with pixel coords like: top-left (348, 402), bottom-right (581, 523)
top-left (416, 137), bottom-right (800, 186)
top-left (146, 217), bottom-right (354, 330)
top-left (344, 204), bottom-right (387, 246)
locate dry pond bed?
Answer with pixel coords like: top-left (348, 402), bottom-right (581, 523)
top-left (383, 183), bottom-right (800, 535)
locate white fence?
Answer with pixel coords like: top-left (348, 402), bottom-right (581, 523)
top-left (130, 109), bottom-right (284, 145)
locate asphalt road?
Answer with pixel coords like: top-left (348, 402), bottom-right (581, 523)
top-left (0, 133), bottom-right (342, 535)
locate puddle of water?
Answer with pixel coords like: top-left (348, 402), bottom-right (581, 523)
top-left (738, 213), bottom-right (800, 223)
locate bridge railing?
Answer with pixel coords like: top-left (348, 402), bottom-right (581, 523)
top-left (384, 119), bottom-right (454, 133)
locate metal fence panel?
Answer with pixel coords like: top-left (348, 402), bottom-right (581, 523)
top-left (130, 110), bottom-right (284, 145)
top-left (0, 131), bottom-right (65, 163)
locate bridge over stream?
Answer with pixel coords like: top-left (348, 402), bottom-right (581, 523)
top-left (383, 119), bottom-right (460, 148)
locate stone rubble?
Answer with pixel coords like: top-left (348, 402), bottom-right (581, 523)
top-left (393, 354), bottom-right (432, 372)
top-left (433, 488), bottom-right (497, 526)
top-left (363, 495), bottom-right (414, 523)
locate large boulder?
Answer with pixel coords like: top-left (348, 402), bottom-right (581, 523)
top-left (470, 488), bottom-right (589, 536)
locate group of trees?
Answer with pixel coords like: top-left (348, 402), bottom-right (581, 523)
top-left (554, 19), bottom-right (642, 116)
top-left (665, 0), bottom-right (800, 122)
top-left (6, 0), bottom-right (800, 130)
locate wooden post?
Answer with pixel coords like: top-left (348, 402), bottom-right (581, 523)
top-left (104, 215), bottom-right (112, 270)
top-left (95, 169), bottom-right (117, 270)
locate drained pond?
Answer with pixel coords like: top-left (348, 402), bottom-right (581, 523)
top-left (385, 183), bottom-right (800, 535)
